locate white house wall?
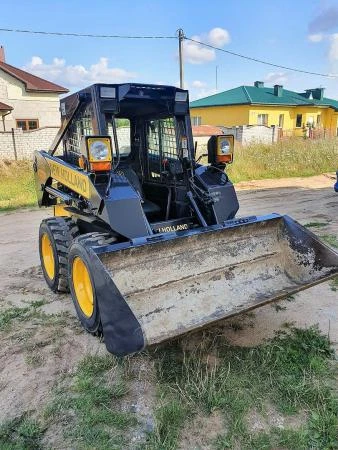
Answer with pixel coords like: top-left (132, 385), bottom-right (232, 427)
top-left (0, 70), bottom-right (62, 130)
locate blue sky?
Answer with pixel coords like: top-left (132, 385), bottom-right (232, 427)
top-left (1, 0), bottom-right (338, 99)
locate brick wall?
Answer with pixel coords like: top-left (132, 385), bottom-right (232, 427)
top-left (0, 127), bottom-right (59, 160)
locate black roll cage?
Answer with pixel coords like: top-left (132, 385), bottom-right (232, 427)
top-left (49, 83), bottom-right (194, 164)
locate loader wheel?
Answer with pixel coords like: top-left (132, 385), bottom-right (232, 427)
top-left (68, 233), bottom-right (117, 335)
top-left (39, 217), bottom-right (79, 292)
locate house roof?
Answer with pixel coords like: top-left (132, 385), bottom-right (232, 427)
top-left (0, 101), bottom-right (13, 111)
top-left (0, 61), bottom-right (68, 93)
top-left (190, 85), bottom-right (338, 111)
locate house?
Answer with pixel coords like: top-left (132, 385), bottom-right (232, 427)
top-left (190, 81), bottom-right (338, 137)
top-left (0, 45), bottom-right (68, 132)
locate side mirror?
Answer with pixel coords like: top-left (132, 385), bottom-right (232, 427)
top-left (208, 134), bottom-right (234, 165)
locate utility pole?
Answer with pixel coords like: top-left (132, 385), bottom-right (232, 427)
top-left (178, 28), bottom-right (184, 89)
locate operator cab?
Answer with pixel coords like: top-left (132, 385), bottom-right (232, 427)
top-left (56, 83), bottom-right (194, 225)
top-left (48, 83), bottom-right (238, 236)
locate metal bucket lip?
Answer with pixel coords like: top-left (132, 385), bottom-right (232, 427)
top-left (94, 213), bottom-right (284, 256)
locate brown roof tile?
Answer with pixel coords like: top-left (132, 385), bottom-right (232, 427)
top-left (0, 101), bottom-right (13, 111)
top-left (0, 61), bottom-right (68, 93)
top-left (192, 125), bottom-right (223, 136)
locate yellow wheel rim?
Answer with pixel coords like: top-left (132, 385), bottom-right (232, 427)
top-left (72, 257), bottom-right (94, 318)
top-left (41, 233), bottom-right (55, 280)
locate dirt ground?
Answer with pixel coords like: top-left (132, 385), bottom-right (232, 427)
top-left (0, 173), bottom-right (337, 444)
top-left (229, 173), bottom-right (338, 347)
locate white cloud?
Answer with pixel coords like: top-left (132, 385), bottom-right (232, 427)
top-left (208, 27), bottom-right (231, 46)
top-left (192, 80), bottom-right (206, 88)
top-left (190, 87), bottom-right (217, 101)
top-left (308, 33), bottom-right (324, 42)
top-left (183, 27), bottom-right (231, 64)
top-left (329, 33), bottom-right (338, 62)
top-left (264, 71), bottom-right (289, 85)
top-left (184, 37), bottom-right (215, 64)
top-left (22, 56), bottom-right (137, 88)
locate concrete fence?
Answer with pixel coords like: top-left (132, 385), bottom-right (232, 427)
top-left (220, 125), bottom-right (278, 145)
top-left (193, 125), bottom-right (278, 159)
top-left (0, 127), bottom-right (59, 160)
top-left (193, 125), bottom-right (278, 153)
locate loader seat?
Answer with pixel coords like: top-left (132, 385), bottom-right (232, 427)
top-left (120, 167), bottom-right (161, 215)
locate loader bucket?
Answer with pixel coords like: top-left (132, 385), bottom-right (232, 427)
top-left (86, 214), bottom-right (338, 356)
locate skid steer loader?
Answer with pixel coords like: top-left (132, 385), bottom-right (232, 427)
top-left (33, 83), bottom-right (338, 356)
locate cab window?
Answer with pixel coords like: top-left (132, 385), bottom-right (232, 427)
top-left (107, 118), bottom-right (131, 156)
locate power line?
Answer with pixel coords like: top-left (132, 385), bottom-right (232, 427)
top-left (0, 26), bottom-right (334, 78)
top-left (0, 27), bottom-right (176, 39)
top-left (185, 37), bottom-right (337, 78)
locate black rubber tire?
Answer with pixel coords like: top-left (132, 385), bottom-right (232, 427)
top-left (39, 217), bottom-right (79, 293)
top-left (68, 232), bottom-right (117, 335)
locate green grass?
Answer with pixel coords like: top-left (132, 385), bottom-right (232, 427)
top-left (226, 137), bottom-right (338, 182)
top-left (0, 354), bottom-right (134, 449)
top-left (197, 137), bottom-right (337, 182)
top-left (304, 221), bottom-right (329, 228)
top-left (0, 160), bottom-right (36, 211)
top-left (0, 415), bottom-right (44, 450)
top-left (0, 306), bottom-right (32, 331)
top-left (24, 352), bottom-right (45, 368)
top-left (1, 321), bottom-right (337, 449)
top-left (145, 400), bottom-right (187, 450)
top-left (146, 326), bottom-right (338, 450)
top-left (330, 276), bottom-right (338, 292)
top-left (320, 234), bottom-right (338, 249)
top-left (45, 354), bottom-right (135, 449)
top-left (0, 301), bottom-right (49, 331)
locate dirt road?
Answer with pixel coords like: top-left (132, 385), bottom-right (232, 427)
top-left (0, 173), bottom-right (337, 433)
top-left (231, 174), bottom-right (338, 347)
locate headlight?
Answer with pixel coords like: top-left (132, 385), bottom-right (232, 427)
top-left (220, 139), bottom-right (231, 154)
top-left (84, 136), bottom-right (113, 172)
top-left (86, 137), bottom-right (112, 162)
top-left (208, 134), bottom-right (234, 166)
top-left (89, 141), bottom-right (109, 160)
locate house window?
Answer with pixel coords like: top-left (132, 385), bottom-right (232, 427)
top-left (257, 114), bottom-right (268, 126)
top-left (192, 116), bottom-right (202, 126)
top-left (278, 114), bottom-right (284, 128)
top-left (16, 119), bottom-right (39, 130)
top-left (296, 114), bottom-right (302, 128)
top-left (317, 114), bottom-right (321, 126)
